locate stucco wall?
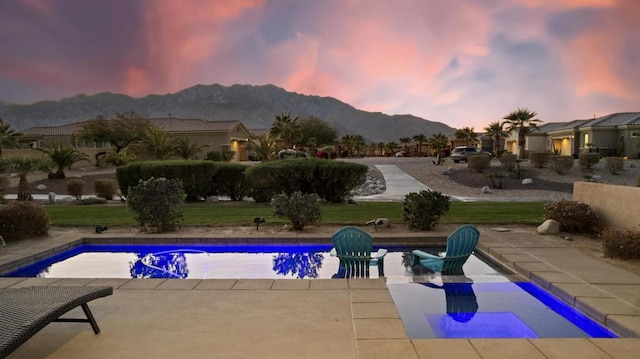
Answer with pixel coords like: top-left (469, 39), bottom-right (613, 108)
top-left (573, 182), bottom-right (640, 230)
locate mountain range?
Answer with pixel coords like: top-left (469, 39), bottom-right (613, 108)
top-left (0, 83), bottom-right (455, 142)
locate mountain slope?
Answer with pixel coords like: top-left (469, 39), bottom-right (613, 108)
top-left (0, 83), bottom-right (454, 142)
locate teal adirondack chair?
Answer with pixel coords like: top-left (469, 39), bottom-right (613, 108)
top-left (330, 226), bottom-right (388, 278)
top-left (412, 224), bottom-right (480, 274)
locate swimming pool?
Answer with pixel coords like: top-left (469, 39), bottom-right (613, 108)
top-left (2, 243), bottom-right (617, 339)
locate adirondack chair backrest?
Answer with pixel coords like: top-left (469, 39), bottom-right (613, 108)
top-left (441, 224), bottom-right (480, 273)
top-left (332, 226), bottom-right (374, 278)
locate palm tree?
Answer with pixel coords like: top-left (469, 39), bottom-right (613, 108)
top-left (385, 142), bottom-right (399, 156)
top-left (36, 142), bottom-right (89, 179)
top-left (376, 142), bottom-right (386, 156)
top-left (174, 136), bottom-right (205, 160)
top-left (454, 127), bottom-right (478, 146)
top-left (484, 121), bottom-right (509, 156)
top-left (412, 134), bottom-right (428, 156)
top-left (339, 134), bottom-right (356, 157)
top-left (139, 127), bottom-right (176, 160)
top-left (0, 155), bottom-right (51, 200)
top-left (427, 133), bottom-right (450, 164)
top-left (0, 118), bottom-right (21, 158)
top-left (399, 137), bottom-right (412, 155)
top-left (270, 112), bottom-right (301, 149)
top-left (246, 133), bottom-right (278, 161)
top-left (503, 108), bottom-right (543, 159)
top-left (353, 135), bottom-right (366, 157)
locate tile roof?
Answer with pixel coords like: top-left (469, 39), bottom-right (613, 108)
top-left (578, 112), bottom-right (640, 127)
top-left (21, 118), bottom-right (243, 136)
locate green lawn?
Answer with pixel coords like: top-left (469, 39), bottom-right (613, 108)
top-left (44, 201), bottom-right (546, 227)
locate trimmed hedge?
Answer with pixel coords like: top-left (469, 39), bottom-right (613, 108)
top-left (245, 158), bottom-right (368, 203)
top-left (467, 154), bottom-right (491, 173)
top-left (529, 152), bottom-right (550, 168)
top-left (117, 160), bottom-right (219, 202)
top-left (579, 152), bottom-right (600, 170)
top-left (601, 228), bottom-right (640, 259)
top-left (0, 202), bottom-right (50, 241)
top-left (212, 162), bottom-right (249, 201)
top-left (548, 155), bottom-right (574, 174)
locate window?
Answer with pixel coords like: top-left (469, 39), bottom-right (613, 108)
top-left (631, 131), bottom-right (640, 138)
top-left (583, 133), bottom-right (589, 146)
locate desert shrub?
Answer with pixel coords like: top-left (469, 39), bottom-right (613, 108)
top-left (604, 157), bottom-right (624, 174)
top-left (127, 177), bottom-right (186, 232)
top-left (402, 190), bottom-right (451, 230)
top-left (529, 152), bottom-right (550, 168)
top-left (66, 178), bottom-right (85, 199)
top-left (271, 191), bottom-right (322, 231)
top-left (94, 179), bottom-right (118, 200)
top-left (499, 153), bottom-right (517, 171)
top-left (206, 151), bottom-right (235, 162)
top-left (0, 176), bottom-right (9, 204)
top-left (103, 150), bottom-right (136, 167)
top-left (601, 228), bottom-right (640, 259)
top-left (579, 153), bottom-right (600, 170)
top-left (466, 154), bottom-right (491, 173)
top-left (0, 202), bottom-right (50, 241)
top-left (548, 155), bottom-right (574, 174)
top-left (544, 200), bottom-right (599, 233)
top-left (485, 171), bottom-right (507, 189)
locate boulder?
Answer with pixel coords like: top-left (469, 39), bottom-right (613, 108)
top-left (537, 219), bottom-right (560, 234)
top-left (521, 178), bottom-right (533, 185)
top-left (481, 186), bottom-right (491, 194)
top-left (36, 184), bottom-right (47, 190)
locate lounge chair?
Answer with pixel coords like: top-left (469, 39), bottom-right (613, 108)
top-left (330, 226), bottom-right (387, 278)
top-left (412, 224), bottom-right (480, 274)
top-left (0, 286), bottom-right (113, 357)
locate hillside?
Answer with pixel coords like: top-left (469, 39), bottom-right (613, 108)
top-left (0, 84), bottom-right (454, 142)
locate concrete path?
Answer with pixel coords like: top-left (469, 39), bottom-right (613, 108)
top-left (354, 165), bottom-right (431, 202)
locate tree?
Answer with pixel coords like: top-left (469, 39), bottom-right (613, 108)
top-left (138, 126), bottom-right (175, 160)
top-left (376, 142), bottom-right (386, 156)
top-left (246, 133), bottom-right (278, 161)
top-left (353, 134), bottom-right (366, 156)
top-left (339, 134), bottom-right (357, 157)
top-left (0, 155), bottom-right (50, 200)
top-left (503, 108), bottom-right (543, 159)
top-left (385, 142), bottom-right (399, 156)
top-left (413, 134), bottom-right (428, 156)
top-left (484, 121), bottom-right (509, 156)
top-left (454, 127), bottom-right (478, 146)
top-left (174, 136), bottom-right (205, 160)
top-left (298, 116), bottom-right (338, 151)
top-left (428, 133), bottom-right (450, 164)
top-left (270, 112), bottom-right (301, 149)
top-left (77, 112), bottom-right (153, 153)
top-left (36, 142), bottom-right (89, 179)
top-left (0, 117), bottom-right (21, 158)
top-left (399, 137), bottom-right (412, 155)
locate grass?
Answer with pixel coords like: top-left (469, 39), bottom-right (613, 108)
top-left (44, 201), bottom-right (546, 227)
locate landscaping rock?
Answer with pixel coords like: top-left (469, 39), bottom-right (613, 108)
top-left (36, 184), bottom-right (47, 190)
top-left (522, 178), bottom-right (533, 185)
top-left (537, 219), bottom-right (560, 234)
top-left (206, 196), bottom-right (219, 203)
top-left (481, 186), bottom-right (491, 194)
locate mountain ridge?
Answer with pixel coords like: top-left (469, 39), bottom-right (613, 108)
top-left (0, 83), bottom-right (455, 142)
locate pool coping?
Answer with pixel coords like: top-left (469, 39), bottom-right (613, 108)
top-left (1, 226), bottom-right (639, 339)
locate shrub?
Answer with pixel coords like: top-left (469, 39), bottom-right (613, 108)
top-left (74, 198), bottom-right (108, 205)
top-left (127, 177), bottom-right (186, 232)
top-left (543, 200), bottom-right (599, 233)
top-left (466, 154), bottom-right (491, 173)
top-left (206, 151), bottom-right (235, 162)
top-left (402, 190), bottom-right (451, 230)
top-left (529, 152), bottom-right (550, 168)
top-left (103, 151), bottom-right (136, 167)
top-left (604, 157), bottom-right (623, 174)
top-left (499, 153), bottom-right (517, 171)
top-left (117, 160), bottom-right (219, 201)
top-left (548, 155), bottom-right (574, 174)
top-left (0, 202), bottom-right (50, 241)
top-left (601, 228), bottom-right (640, 259)
top-left (211, 162), bottom-right (248, 201)
top-left (579, 153), bottom-right (600, 170)
top-left (271, 191), bottom-right (322, 231)
top-left (94, 179), bottom-right (118, 200)
top-left (66, 178), bottom-right (85, 200)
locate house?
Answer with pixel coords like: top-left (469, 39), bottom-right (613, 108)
top-left (506, 112), bottom-right (640, 159)
top-left (16, 117), bottom-right (254, 161)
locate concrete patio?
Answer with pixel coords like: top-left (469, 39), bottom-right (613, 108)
top-left (2, 226), bottom-right (640, 358)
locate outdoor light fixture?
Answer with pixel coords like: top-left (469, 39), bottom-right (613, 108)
top-left (254, 217), bottom-right (266, 231)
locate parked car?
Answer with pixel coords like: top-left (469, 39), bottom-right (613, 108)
top-left (395, 151), bottom-right (407, 157)
top-left (450, 146), bottom-right (492, 163)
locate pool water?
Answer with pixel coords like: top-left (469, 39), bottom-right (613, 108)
top-left (2, 244), bottom-right (617, 339)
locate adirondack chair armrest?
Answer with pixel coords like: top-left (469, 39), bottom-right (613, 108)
top-left (412, 249), bottom-right (442, 260)
top-left (372, 248), bottom-right (387, 259)
top-left (329, 247), bottom-right (337, 257)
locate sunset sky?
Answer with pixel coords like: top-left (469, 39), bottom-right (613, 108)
top-left (1, 0), bottom-right (638, 129)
